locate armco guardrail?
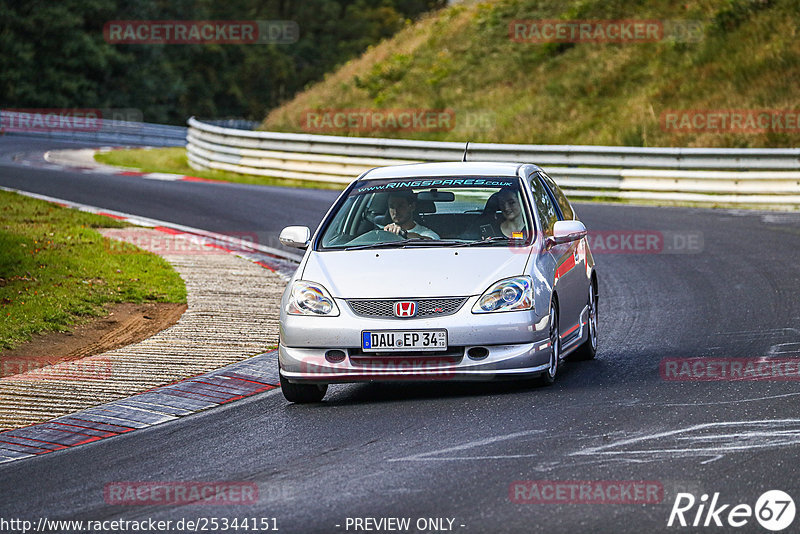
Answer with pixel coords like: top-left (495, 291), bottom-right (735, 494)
top-left (186, 117), bottom-right (800, 206)
top-left (1, 110), bottom-right (186, 147)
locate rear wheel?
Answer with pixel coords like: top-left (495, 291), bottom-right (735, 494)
top-left (540, 301), bottom-right (560, 385)
top-left (570, 281), bottom-right (598, 361)
top-left (280, 372), bottom-right (327, 403)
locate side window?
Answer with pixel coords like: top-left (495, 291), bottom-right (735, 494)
top-left (539, 172), bottom-right (575, 220)
top-left (529, 173), bottom-right (558, 235)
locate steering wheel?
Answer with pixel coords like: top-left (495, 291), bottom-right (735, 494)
top-left (372, 221), bottom-right (407, 239)
top-left (375, 228), bottom-right (406, 240)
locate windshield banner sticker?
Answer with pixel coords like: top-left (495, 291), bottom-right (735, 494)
top-left (355, 178), bottom-right (515, 194)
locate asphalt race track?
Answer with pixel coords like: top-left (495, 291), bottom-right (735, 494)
top-left (2, 136), bottom-right (800, 533)
top-left (0, 136), bottom-right (340, 252)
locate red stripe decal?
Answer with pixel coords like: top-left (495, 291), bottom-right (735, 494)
top-left (561, 323), bottom-right (580, 338)
top-left (555, 254), bottom-right (576, 280)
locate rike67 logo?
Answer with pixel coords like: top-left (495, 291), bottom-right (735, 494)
top-left (668, 490), bottom-right (795, 531)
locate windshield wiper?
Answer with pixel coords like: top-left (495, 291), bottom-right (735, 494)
top-left (344, 239), bottom-right (462, 251)
top-left (402, 239), bottom-right (464, 247)
top-left (451, 236), bottom-right (514, 247)
top-left (344, 241), bottom-right (409, 251)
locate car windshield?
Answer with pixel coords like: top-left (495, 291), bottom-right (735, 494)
top-left (318, 176), bottom-right (534, 250)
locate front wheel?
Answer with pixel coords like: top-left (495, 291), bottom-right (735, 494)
top-left (570, 282), bottom-right (597, 361)
top-left (280, 372), bottom-right (327, 403)
top-left (539, 301), bottom-right (560, 385)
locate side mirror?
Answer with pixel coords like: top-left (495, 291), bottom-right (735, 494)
top-left (547, 220), bottom-right (587, 247)
top-left (279, 226), bottom-right (311, 249)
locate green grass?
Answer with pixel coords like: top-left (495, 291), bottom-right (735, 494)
top-left (94, 147), bottom-right (346, 190)
top-left (0, 190), bottom-right (187, 350)
top-left (262, 0), bottom-right (800, 149)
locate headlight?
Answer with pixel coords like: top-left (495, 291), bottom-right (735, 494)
top-left (472, 276), bottom-right (533, 313)
top-left (287, 281), bottom-right (340, 316)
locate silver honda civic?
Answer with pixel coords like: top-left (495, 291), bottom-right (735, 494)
top-left (278, 162), bottom-right (598, 403)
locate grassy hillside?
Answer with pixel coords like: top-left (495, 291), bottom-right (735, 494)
top-left (262, 0), bottom-right (799, 148)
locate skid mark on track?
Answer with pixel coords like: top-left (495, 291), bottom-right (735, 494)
top-left (663, 391), bottom-right (800, 406)
top-left (722, 211), bottom-right (800, 226)
top-left (388, 429), bottom-right (544, 462)
top-left (768, 342), bottom-right (800, 356)
top-left (760, 213), bottom-right (800, 225)
top-left (708, 328), bottom-right (800, 359)
top-left (388, 420), bottom-right (800, 468)
top-left (712, 327), bottom-right (800, 340)
top-left (571, 419), bottom-right (800, 462)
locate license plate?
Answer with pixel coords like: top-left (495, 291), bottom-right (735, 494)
top-left (362, 330), bottom-right (447, 352)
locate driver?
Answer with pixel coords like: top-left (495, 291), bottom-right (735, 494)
top-left (383, 191), bottom-right (439, 240)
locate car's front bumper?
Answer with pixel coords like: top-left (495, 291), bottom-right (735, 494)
top-left (279, 296), bottom-right (552, 384)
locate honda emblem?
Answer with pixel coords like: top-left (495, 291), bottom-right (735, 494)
top-left (394, 301), bottom-right (417, 317)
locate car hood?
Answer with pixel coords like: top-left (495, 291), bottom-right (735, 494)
top-left (301, 247), bottom-right (531, 298)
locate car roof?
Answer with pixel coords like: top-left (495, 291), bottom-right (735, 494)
top-left (359, 161), bottom-right (542, 180)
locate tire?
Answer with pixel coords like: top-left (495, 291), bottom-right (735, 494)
top-left (570, 281), bottom-right (598, 361)
top-left (539, 301), bottom-right (560, 385)
top-left (280, 372), bottom-right (327, 403)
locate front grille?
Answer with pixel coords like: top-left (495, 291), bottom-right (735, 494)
top-left (347, 297), bottom-right (468, 319)
top-left (349, 347), bottom-right (464, 364)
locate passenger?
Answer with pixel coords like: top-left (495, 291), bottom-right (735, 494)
top-left (383, 191), bottom-right (439, 239)
top-left (493, 188), bottom-right (526, 239)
